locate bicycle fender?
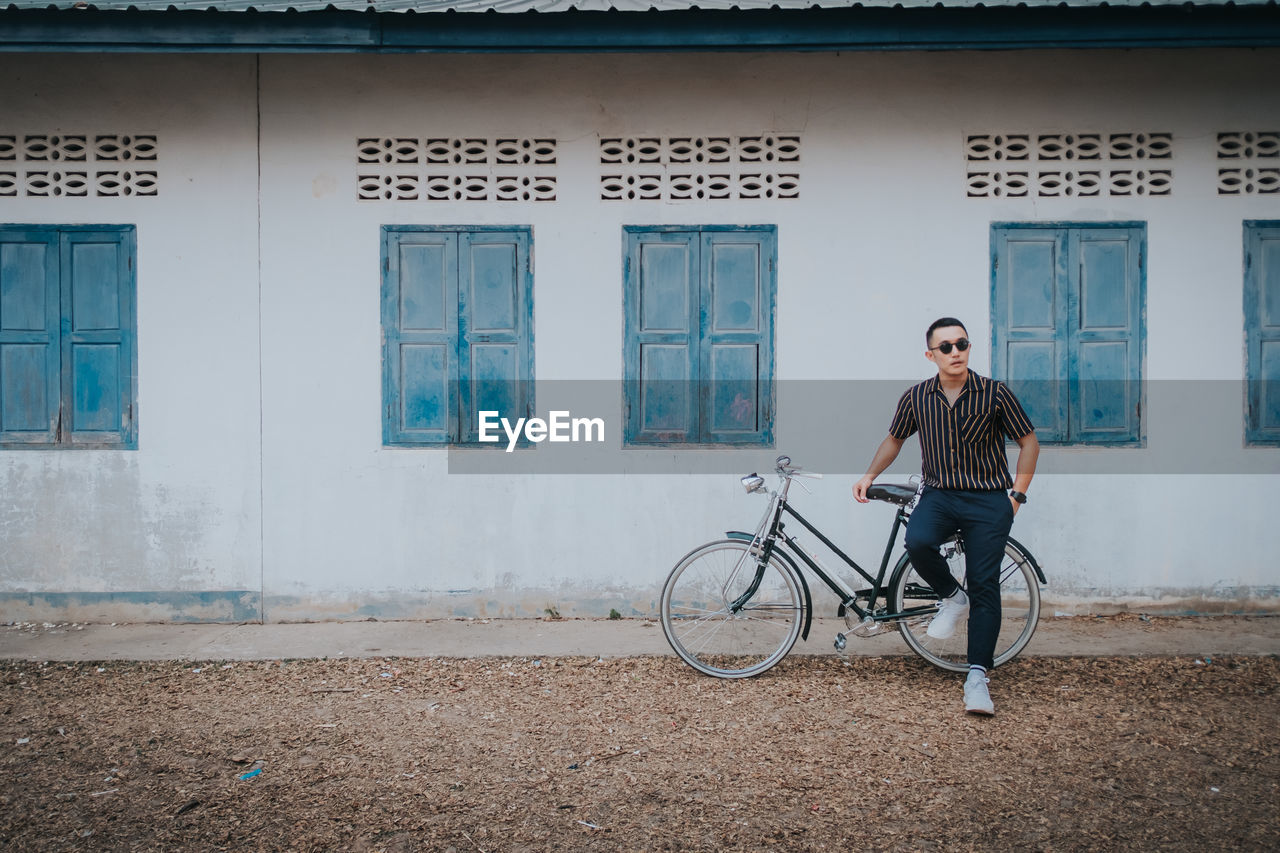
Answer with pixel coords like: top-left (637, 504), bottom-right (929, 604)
top-left (725, 531), bottom-right (813, 642)
top-left (887, 551), bottom-right (914, 597)
top-left (1008, 535), bottom-right (1048, 586)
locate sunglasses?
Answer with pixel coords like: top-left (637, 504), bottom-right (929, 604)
top-left (929, 338), bottom-right (971, 355)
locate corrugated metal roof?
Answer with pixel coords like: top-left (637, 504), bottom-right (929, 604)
top-left (5, 0), bottom-right (1274, 13)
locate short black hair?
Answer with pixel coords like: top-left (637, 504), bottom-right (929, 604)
top-left (926, 317), bottom-right (968, 346)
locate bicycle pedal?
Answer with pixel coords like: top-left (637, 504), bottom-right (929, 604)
top-left (834, 632), bottom-right (847, 652)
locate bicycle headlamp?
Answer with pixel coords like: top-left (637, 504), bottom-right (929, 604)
top-left (741, 474), bottom-right (766, 494)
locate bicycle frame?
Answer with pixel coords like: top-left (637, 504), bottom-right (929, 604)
top-left (731, 472), bottom-right (938, 627)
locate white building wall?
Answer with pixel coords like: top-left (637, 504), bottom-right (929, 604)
top-left (1, 47), bottom-right (1277, 622)
top-left (0, 55), bottom-right (264, 621)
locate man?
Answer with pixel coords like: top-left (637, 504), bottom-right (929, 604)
top-left (853, 317), bottom-right (1039, 716)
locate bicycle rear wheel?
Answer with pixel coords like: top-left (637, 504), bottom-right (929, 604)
top-left (889, 537), bottom-right (1041, 673)
top-left (660, 539), bottom-right (804, 679)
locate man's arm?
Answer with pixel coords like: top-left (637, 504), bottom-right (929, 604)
top-left (1009, 431), bottom-right (1039, 516)
top-left (853, 435), bottom-right (905, 503)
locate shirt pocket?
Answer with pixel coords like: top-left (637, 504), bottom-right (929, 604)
top-left (958, 408), bottom-right (995, 445)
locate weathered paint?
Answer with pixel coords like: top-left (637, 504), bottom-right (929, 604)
top-left (0, 49), bottom-right (1277, 624)
top-left (992, 222), bottom-right (1144, 445)
top-left (0, 225), bottom-right (137, 449)
top-left (0, 590), bottom-right (260, 623)
top-left (1245, 221), bottom-right (1280, 445)
top-left (381, 225), bottom-right (534, 445)
top-left (622, 225), bottom-right (776, 445)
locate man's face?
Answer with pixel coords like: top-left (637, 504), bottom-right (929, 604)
top-left (926, 325), bottom-right (970, 378)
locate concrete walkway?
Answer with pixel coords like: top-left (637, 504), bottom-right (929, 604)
top-left (2, 615), bottom-right (1277, 662)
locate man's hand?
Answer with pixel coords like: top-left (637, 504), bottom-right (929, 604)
top-left (853, 435), bottom-right (905, 504)
top-left (853, 475), bottom-right (874, 503)
top-left (1010, 497), bottom-right (1021, 517)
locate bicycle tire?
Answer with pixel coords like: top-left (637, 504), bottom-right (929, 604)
top-left (661, 539), bottom-right (804, 679)
top-left (889, 537), bottom-right (1041, 673)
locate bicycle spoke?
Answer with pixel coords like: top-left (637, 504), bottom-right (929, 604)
top-left (668, 604), bottom-right (731, 618)
top-left (678, 615), bottom-right (733, 656)
top-left (732, 612), bottom-right (794, 630)
top-left (673, 604), bottom-right (793, 644)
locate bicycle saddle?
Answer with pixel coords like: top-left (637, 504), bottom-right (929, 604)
top-left (866, 484), bottom-right (917, 505)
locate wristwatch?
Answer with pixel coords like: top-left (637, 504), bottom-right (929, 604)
top-left (1009, 490), bottom-right (1028, 504)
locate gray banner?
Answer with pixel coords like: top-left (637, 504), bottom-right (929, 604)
top-left (445, 380), bottom-right (1280, 475)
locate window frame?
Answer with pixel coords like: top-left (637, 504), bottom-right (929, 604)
top-left (622, 224), bottom-right (777, 447)
top-left (990, 220), bottom-right (1146, 447)
top-left (0, 223), bottom-right (138, 450)
top-left (380, 224), bottom-right (534, 447)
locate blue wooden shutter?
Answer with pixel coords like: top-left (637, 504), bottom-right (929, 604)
top-left (701, 230), bottom-right (775, 444)
top-left (625, 230), bottom-right (699, 444)
top-left (1246, 222), bottom-right (1280, 444)
top-left (992, 226), bottom-right (1069, 442)
top-left (994, 223), bottom-right (1144, 445)
top-left (383, 230), bottom-right (459, 445)
top-left (458, 230), bottom-right (532, 444)
top-left (1070, 228), bottom-right (1144, 444)
top-left (62, 230), bottom-right (136, 447)
top-left (0, 231), bottom-right (60, 445)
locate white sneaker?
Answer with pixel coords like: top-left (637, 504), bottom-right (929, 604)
top-left (926, 587), bottom-right (969, 639)
top-left (964, 670), bottom-right (995, 716)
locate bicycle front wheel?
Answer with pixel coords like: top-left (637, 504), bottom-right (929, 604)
top-left (660, 540), bottom-right (804, 679)
top-left (889, 538), bottom-right (1041, 673)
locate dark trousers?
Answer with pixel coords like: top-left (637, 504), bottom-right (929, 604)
top-left (903, 488), bottom-right (1014, 671)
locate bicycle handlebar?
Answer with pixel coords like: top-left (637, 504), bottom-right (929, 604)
top-left (773, 455), bottom-right (823, 480)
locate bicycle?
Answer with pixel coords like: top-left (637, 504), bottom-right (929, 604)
top-left (660, 455), bottom-right (1046, 678)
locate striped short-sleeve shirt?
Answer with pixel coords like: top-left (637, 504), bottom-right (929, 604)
top-left (888, 369), bottom-right (1035, 491)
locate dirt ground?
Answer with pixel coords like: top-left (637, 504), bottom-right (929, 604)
top-left (2, 652), bottom-right (1277, 852)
